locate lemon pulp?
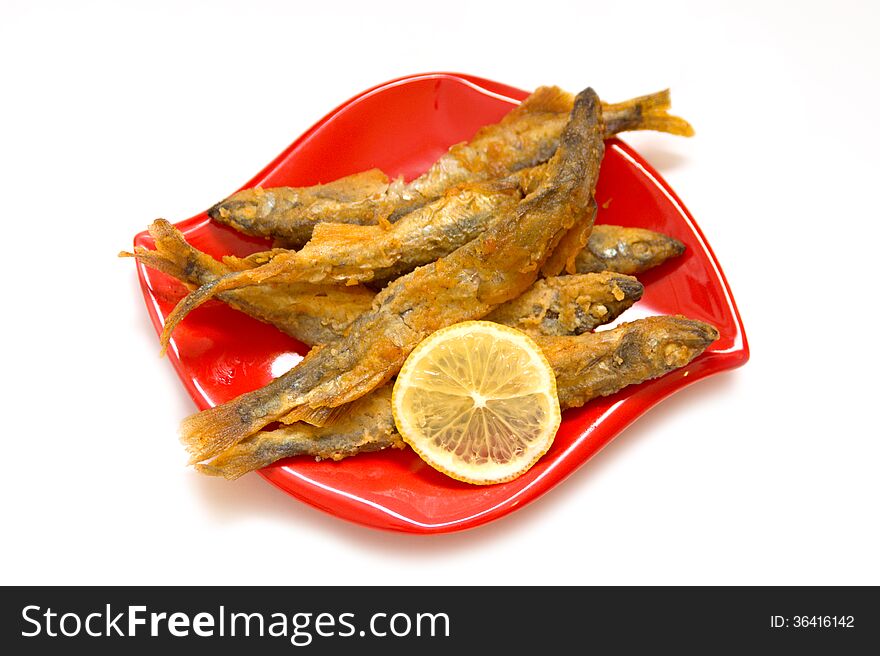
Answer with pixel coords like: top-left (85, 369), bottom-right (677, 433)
top-left (392, 321), bottom-right (561, 485)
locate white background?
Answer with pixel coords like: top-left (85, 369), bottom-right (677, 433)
top-left (2, 0), bottom-right (878, 586)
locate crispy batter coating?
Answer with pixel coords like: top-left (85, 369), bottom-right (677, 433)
top-left (196, 387), bottom-right (404, 479)
top-left (127, 221), bottom-right (683, 349)
top-left (207, 88), bottom-right (691, 246)
top-left (485, 272), bottom-right (642, 336)
top-left (179, 88), bottom-right (606, 464)
top-left (208, 168), bottom-right (391, 246)
top-left (541, 315), bottom-right (719, 409)
top-left (154, 183), bottom-right (522, 328)
top-left (199, 315), bottom-right (717, 479)
top-left (121, 220), bottom-right (374, 346)
top-left (159, 198), bottom-right (687, 337)
top-left (123, 83), bottom-right (709, 483)
top-left (162, 89), bottom-right (693, 330)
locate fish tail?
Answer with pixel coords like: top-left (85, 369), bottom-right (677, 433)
top-left (194, 458), bottom-right (252, 480)
top-left (182, 346), bottom-right (338, 461)
top-left (196, 388), bottom-right (401, 478)
top-left (509, 85), bottom-right (575, 117)
top-left (158, 253), bottom-right (296, 351)
top-left (180, 402), bottom-right (250, 464)
top-left (280, 401), bottom-right (355, 427)
top-left (148, 219), bottom-right (212, 276)
top-left (158, 279), bottom-right (223, 353)
top-left (603, 89), bottom-right (694, 137)
top-left (194, 431), bottom-right (403, 478)
top-left (194, 431), bottom-right (297, 480)
top-left (122, 219), bottom-right (220, 286)
top-left (180, 392), bottom-right (286, 464)
top-left (604, 89), bottom-right (671, 114)
top-left (119, 245), bottom-right (189, 282)
top-left (630, 114), bottom-right (695, 137)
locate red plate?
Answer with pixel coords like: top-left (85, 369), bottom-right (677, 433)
top-left (132, 73), bottom-right (748, 533)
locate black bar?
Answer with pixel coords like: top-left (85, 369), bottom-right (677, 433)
top-left (2, 586), bottom-right (877, 653)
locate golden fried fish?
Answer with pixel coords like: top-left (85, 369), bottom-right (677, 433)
top-left (484, 272), bottom-right (643, 336)
top-left (198, 315), bottom-right (718, 479)
top-left (121, 219), bottom-right (375, 346)
top-left (207, 88), bottom-right (691, 246)
top-left (179, 87), bottom-right (606, 464)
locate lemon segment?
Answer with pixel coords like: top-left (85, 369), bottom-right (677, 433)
top-left (392, 321), bottom-right (561, 485)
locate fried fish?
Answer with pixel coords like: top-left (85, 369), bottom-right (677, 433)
top-left (179, 87), bottom-right (606, 464)
top-left (484, 272), bottom-right (643, 337)
top-left (125, 222), bottom-right (661, 346)
top-left (155, 89), bottom-right (691, 330)
top-left (198, 315), bottom-right (718, 479)
top-left (153, 181), bottom-right (523, 325)
top-left (540, 315), bottom-right (719, 409)
top-left (207, 88), bottom-right (692, 246)
top-left (121, 219), bottom-right (375, 346)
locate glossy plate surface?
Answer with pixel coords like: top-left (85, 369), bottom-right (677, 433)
top-left (133, 73), bottom-right (748, 533)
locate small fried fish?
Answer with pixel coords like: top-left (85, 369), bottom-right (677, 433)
top-left (484, 272), bottom-right (643, 336)
top-left (199, 315), bottom-right (717, 479)
top-left (126, 222), bottom-right (663, 347)
top-left (179, 87), bottom-right (606, 464)
top-left (540, 315), bottom-right (719, 409)
top-left (207, 88), bottom-right (691, 246)
top-left (121, 219), bottom-right (375, 346)
top-left (158, 182), bottom-right (522, 323)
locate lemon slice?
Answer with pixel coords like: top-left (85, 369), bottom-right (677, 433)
top-left (392, 321), bottom-right (561, 485)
